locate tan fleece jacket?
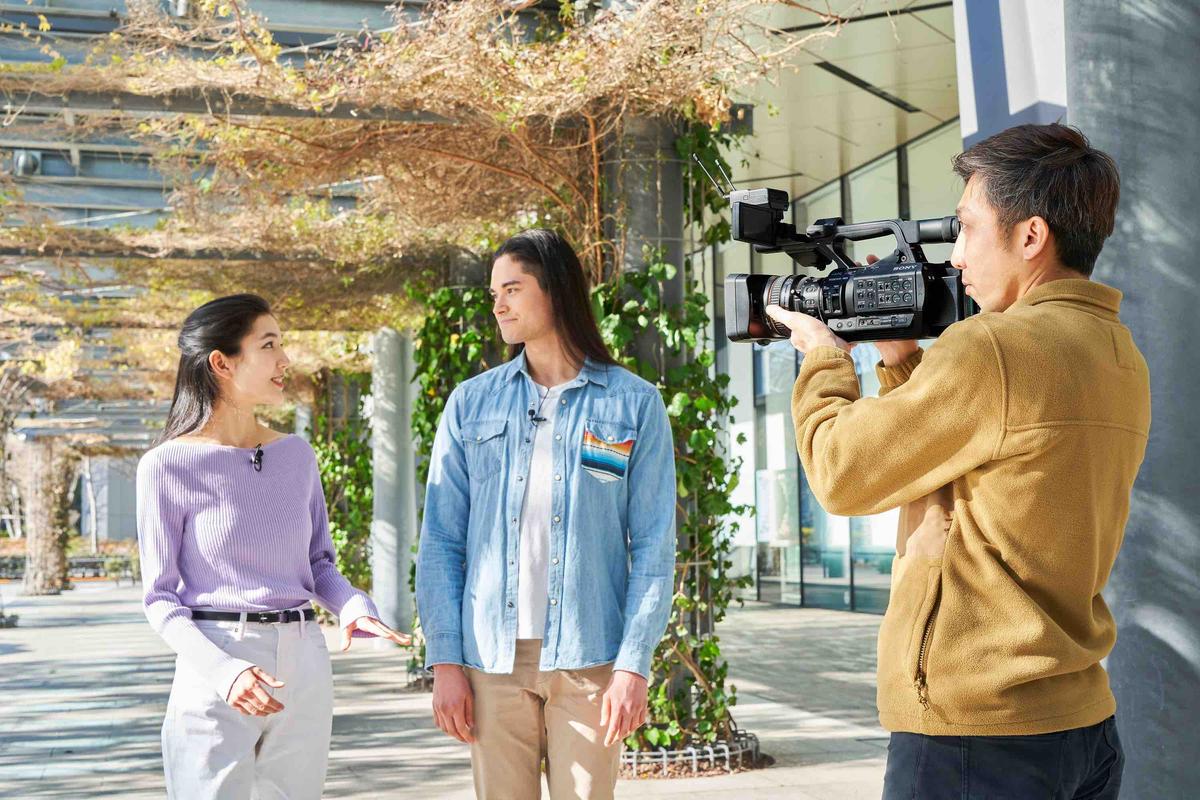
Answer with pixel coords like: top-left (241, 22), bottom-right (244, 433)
top-left (790, 278), bottom-right (1150, 736)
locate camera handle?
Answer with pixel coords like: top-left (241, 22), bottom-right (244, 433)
top-left (765, 216), bottom-right (960, 271)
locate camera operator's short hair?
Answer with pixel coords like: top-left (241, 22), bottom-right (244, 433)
top-left (952, 123), bottom-right (1119, 276)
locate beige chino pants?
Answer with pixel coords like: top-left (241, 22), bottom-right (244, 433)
top-left (465, 639), bottom-right (622, 800)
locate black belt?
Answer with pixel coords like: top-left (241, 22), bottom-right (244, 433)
top-left (192, 609), bottom-right (315, 624)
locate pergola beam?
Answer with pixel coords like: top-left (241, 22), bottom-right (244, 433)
top-left (0, 243), bottom-right (354, 261)
top-left (1, 87), bottom-right (452, 122)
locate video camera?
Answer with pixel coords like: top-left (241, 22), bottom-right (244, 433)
top-left (696, 158), bottom-right (976, 344)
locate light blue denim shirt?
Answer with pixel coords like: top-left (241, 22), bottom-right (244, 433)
top-left (415, 352), bottom-right (677, 678)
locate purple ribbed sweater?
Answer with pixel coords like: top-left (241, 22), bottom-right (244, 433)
top-left (136, 433), bottom-right (378, 698)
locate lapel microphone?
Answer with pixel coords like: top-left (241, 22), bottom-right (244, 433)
top-left (252, 444), bottom-right (264, 472)
top-left (527, 409), bottom-right (548, 425)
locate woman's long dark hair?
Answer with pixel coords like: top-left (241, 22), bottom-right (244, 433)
top-left (493, 229), bottom-right (619, 368)
top-left (155, 293), bottom-right (273, 446)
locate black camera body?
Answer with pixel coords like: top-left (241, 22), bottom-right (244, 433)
top-left (723, 187), bottom-right (976, 344)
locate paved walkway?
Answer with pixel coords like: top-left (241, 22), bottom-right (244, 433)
top-left (0, 582), bottom-right (886, 799)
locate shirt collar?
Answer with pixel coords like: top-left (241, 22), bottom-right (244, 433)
top-left (503, 350), bottom-right (610, 388)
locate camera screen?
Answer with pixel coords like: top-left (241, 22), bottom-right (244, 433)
top-left (735, 203), bottom-right (779, 246)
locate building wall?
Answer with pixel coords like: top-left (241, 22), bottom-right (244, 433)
top-left (80, 456), bottom-right (138, 542)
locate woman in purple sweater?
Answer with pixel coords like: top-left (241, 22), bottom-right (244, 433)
top-left (137, 294), bottom-right (408, 799)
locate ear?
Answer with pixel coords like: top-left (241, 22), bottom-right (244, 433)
top-left (1021, 216), bottom-right (1052, 262)
top-left (208, 349), bottom-right (233, 381)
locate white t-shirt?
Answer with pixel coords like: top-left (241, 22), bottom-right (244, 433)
top-left (516, 380), bottom-right (569, 640)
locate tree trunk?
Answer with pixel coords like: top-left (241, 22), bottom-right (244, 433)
top-left (13, 437), bottom-right (78, 595)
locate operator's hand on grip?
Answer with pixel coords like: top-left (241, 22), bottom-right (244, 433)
top-left (764, 304), bottom-right (852, 354)
top-left (855, 253), bottom-right (920, 366)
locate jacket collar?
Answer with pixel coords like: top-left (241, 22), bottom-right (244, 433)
top-left (502, 350), bottom-right (610, 388)
top-left (1007, 278), bottom-right (1122, 318)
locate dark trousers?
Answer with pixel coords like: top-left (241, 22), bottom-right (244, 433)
top-left (882, 716), bottom-right (1124, 800)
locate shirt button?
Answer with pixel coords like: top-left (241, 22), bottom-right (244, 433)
top-left (550, 598), bottom-right (558, 606)
top-left (607, 435), bottom-right (615, 442)
top-left (552, 557), bottom-right (559, 565)
top-left (512, 517), bottom-right (518, 524)
top-left (476, 435), bottom-right (483, 441)
top-left (507, 601), bottom-right (514, 608)
top-left (517, 476), bottom-right (524, 482)
top-left (553, 515), bottom-right (561, 523)
top-left (560, 398), bottom-right (566, 406)
top-left (555, 434), bottom-right (562, 441)
top-left (554, 474), bottom-right (561, 481)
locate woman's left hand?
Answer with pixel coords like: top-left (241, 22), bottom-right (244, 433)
top-left (341, 616), bottom-right (413, 650)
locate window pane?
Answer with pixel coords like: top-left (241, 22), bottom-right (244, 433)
top-left (753, 340), bottom-right (801, 605)
top-left (907, 124), bottom-right (964, 264)
top-left (794, 181), bottom-right (842, 229)
top-left (847, 154), bottom-right (899, 263)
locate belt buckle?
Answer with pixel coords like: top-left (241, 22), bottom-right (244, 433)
top-left (255, 612), bottom-right (272, 624)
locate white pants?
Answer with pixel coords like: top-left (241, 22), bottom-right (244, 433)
top-left (162, 618), bottom-right (334, 800)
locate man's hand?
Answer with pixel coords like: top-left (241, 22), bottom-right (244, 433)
top-left (226, 666), bottom-right (285, 716)
top-left (340, 616), bottom-right (413, 651)
top-left (431, 664), bottom-right (476, 743)
top-left (764, 304), bottom-right (852, 354)
top-left (600, 670), bottom-right (648, 747)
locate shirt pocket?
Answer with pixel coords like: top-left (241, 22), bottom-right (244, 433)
top-left (580, 418), bottom-right (637, 484)
top-left (462, 419), bottom-right (507, 484)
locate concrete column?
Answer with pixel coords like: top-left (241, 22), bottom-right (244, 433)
top-left (293, 403), bottom-right (313, 441)
top-left (369, 328), bottom-right (419, 635)
top-left (605, 115), bottom-right (686, 295)
top-left (1066, 3), bottom-right (1200, 794)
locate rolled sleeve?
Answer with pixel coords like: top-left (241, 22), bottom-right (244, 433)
top-left (416, 386), bottom-right (471, 668)
top-left (615, 390), bottom-right (677, 679)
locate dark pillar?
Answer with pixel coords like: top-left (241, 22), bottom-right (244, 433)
top-left (1066, 3), bottom-right (1200, 795)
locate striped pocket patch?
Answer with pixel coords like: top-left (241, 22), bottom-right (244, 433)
top-left (581, 425), bottom-right (635, 483)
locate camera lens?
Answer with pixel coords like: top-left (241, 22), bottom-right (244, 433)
top-left (761, 275), bottom-right (798, 338)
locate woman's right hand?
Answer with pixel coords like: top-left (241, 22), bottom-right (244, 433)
top-left (226, 666), bottom-right (286, 716)
top-left (431, 664), bottom-right (476, 743)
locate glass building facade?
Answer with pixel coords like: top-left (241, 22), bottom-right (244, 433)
top-left (712, 120), bottom-right (963, 613)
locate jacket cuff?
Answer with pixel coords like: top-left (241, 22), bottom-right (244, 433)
top-left (613, 639), bottom-right (655, 680)
top-left (875, 348), bottom-right (924, 391)
top-left (802, 345), bottom-right (854, 366)
top-left (423, 634), bottom-right (464, 669)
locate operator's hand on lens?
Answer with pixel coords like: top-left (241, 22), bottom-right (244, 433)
top-left (432, 664), bottom-right (476, 743)
top-left (856, 254), bottom-right (920, 367)
top-left (764, 304), bottom-right (852, 354)
top-left (340, 615), bottom-right (413, 651)
top-left (600, 669), bottom-right (648, 747)
top-left (226, 666), bottom-right (286, 717)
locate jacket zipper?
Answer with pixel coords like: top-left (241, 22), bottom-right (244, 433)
top-left (914, 605), bottom-right (938, 709)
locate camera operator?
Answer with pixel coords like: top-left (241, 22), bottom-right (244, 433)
top-left (764, 123), bottom-right (1148, 799)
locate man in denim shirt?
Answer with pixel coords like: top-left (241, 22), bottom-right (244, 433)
top-left (416, 229), bottom-right (677, 800)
